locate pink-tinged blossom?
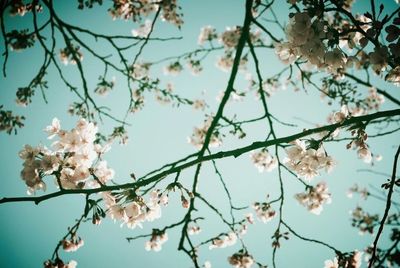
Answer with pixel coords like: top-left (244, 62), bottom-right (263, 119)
top-left (209, 232), bottom-right (237, 250)
top-left (44, 259), bottom-right (78, 268)
top-left (130, 62), bottom-right (151, 79)
top-left (203, 261), bottom-right (212, 268)
top-left (252, 202), bottom-right (276, 223)
top-left (103, 190), bottom-right (167, 229)
top-left (188, 116), bottom-right (222, 149)
top-left (295, 182), bottom-right (332, 215)
top-left (44, 117), bottom-right (61, 139)
top-left (250, 149), bottom-right (278, 172)
top-left (228, 251), bottom-right (254, 268)
top-left (187, 224), bottom-right (201, 235)
top-left (365, 88), bottom-right (384, 111)
top-left (324, 257), bottom-right (339, 268)
top-left (145, 232), bottom-right (168, 252)
top-left (62, 237), bottom-right (84, 252)
top-left (131, 19), bottom-right (152, 38)
top-left (285, 140), bottom-right (335, 181)
top-left (198, 25), bottom-right (217, 45)
top-left (275, 42), bottom-right (298, 64)
top-left (18, 118), bottom-right (115, 192)
top-left (219, 26), bottom-right (241, 48)
top-left (357, 146), bottom-right (372, 163)
top-left (163, 61), bottom-right (183, 76)
top-left (386, 66), bottom-right (400, 86)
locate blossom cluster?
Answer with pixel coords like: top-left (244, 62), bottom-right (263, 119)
top-left (159, 0), bottom-right (183, 27)
top-left (187, 59), bottom-right (203, 75)
top-left (109, 0), bottom-right (183, 27)
top-left (386, 66), bottom-right (400, 86)
top-left (95, 76), bottom-right (116, 96)
top-left (187, 224), bottom-right (201, 235)
top-left (250, 149), bottom-right (278, 173)
top-left (285, 140), bottom-right (335, 181)
top-left (275, 12), bottom-right (328, 67)
top-left (163, 61), bottom-right (183, 76)
top-left (6, 29), bottom-right (35, 51)
top-left (196, 25), bottom-right (261, 72)
top-left (162, 58), bottom-right (204, 76)
top-left (324, 257), bottom-right (339, 268)
top-left (220, 26), bottom-right (242, 49)
top-left (164, 24), bottom-right (262, 76)
top-left (44, 259), bottom-right (77, 268)
top-left (346, 184), bottom-right (369, 199)
top-left (0, 106), bottom-right (25, 135)
top-left (219, 26), bottom-right (261, 49)
top-left (188, 116), bottom-right (222, 149)
top-left (145, 231), bottom-right (168, 251)
top-left (324, 251), bottom-right (362, 268)
top-left (209, 232), bottom-right (237, 250)
top-left (131, 19), bottom-right (152, 38)
top-left (15, 86), bottom-right (35, 107)
top-left (130, 62), bottom-right (151, 80)
top-left (347, 128), bottom-right (373, 164)
top-left (8, 1), bottom-right (42, 16)
top-left (295, 182), bottom-right (332, 215)
top-left (216, 53), bottom-right (248, 72)
top-left (62, 237), bottom-right (84, 252)
top-left (262, 78), bottom-right (287, 97)
top-left (59, 45), bottom-right (83, 65)
top-left (192, 99), bottom-right (206, 111)
top-left (252, 202), bottom-right (276, 223)
top-left (350, 206), bottom-right (379, 235)
top-left (198, 25), bottom-right (218, 45)
top-left (245, 74), bottom-right (290, 99)
top-left (67, 102), bottom-right (92, 119)
top-left (109, 0), bottom-right (156, 21)
top-left (276, 5), bottom-right (400, 84)
top-left (19, 118), bottom-right (114, 194)
top-left (326, 89), bottom-right (385, 125)
top-left (228, 250), bottom-right (254, 268)
top-left (102, 189), bottom-right (168, 229)
top-left (364, 88), bottom-right (385, 111)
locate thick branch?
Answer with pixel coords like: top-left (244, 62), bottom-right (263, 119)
top-left (1, 109), bottom-right (399, 205)
top-left (368, 145), bottom-right (400, 267)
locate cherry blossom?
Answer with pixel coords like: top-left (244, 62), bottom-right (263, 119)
top-left (250, 149), bottom-right (278, 172)
top-left (285, 140), bottom-right (335, 181)
top-left (295, 182), bottom-right (332, 215)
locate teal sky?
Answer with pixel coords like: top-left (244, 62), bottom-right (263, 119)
top-left (0, 1), bottom-right (399, 267)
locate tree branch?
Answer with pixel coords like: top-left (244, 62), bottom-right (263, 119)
top-left (1, 109), bottom-right (399, 205)
top-left (368, 145), bottom-right (400, 267)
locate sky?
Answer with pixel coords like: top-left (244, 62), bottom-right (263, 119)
top-left (0, 0), bottom-right (399, 267)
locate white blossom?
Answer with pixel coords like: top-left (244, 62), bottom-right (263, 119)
top-left (228, 251), bottom-right (254, 268)
top-left (219, 26), bottom-right (241, 48)
top-left (285, 140), bottom-right (335, 181)
top-left (145, 232), bottom-right (168, 252)
top-left (44, 118), bottom-right (61, 139)
top-left (324, 257), bottom-right (339, 268)
top-left (188, 116), bottom-right (222, 148)
top-left (253, 202), bottom-right (276, 223)
top-left (385, 66), bottom-right (400, 86)
top-left (209, 232), bottom-right (237, 250)
top-left (250, 149), bottom-right (278, 172)
top-left (357, 147), bottom-right (372, 163)
top-left (295, 182), bottom-right (332, 215)
top-left (198, 25), bottom-right (217, 45)
top-left (131, 19), bottom-right (152, 38)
